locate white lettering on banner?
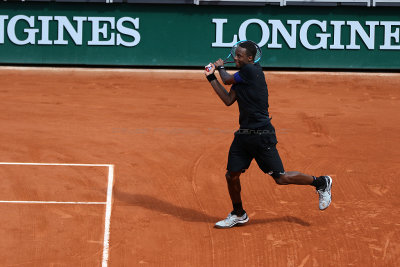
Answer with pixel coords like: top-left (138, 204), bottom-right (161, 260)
top-left (380, 21), bottom-right (400, 50)
top-left (7, 15), bottom-right (39, 45)
top-left (38, 16), bottom-right (53, 45)
top-left (238, 19), bottom-right (270, 47)
top-left (347, 21), bottom-right (378, 50)
top-left (0, 15), bottom-right (141, 47)
top-left (88, 17), bottom-right (115, 45)
top-left (330, 21), bottom-right (345, 49)
top-left (212, 18), bottom-right (400, 51)
top-left (268, 20), bottom-right (300, 49)
top-left (0, 15), bottom-right (399, 51)
top-left (0, 15), bottom-right (8, 43)
top-left (300, 20), bottom-right (330, 50)
top-left (212, 18), bottom-right (238, 47)
top-left (116, 17), bottom-right (140, 47)
top-left (54, 16), bottom-right (87, 45)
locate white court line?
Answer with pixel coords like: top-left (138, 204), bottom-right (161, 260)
top-left (102, 164), bottom-right (114, 267)
top-left (0, 162), bottom-right (115, 267)
top-left (0, 162), bottom-right (112, 167)
top-left (0, 200), bottom-right (106, 204)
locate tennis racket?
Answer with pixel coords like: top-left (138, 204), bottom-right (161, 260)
top-left (223, 40), bottom-right (262, 64)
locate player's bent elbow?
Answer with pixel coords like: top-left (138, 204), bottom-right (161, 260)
top-left (222, 76), bottom-right (235, 85)
top-left (223, 79), bottom-right (235, 85)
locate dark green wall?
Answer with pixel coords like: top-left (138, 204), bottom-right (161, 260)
top-left (0, 3), bottom-right (399, 69)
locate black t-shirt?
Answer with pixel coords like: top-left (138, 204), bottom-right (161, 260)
top-left (231, 63), bottom-right (270, 129)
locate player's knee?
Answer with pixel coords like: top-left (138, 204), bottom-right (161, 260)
top-left (272, 172), bottom-right (288, 185)
top-left (273, 177), bottom-right (286, 185)
top-left (225, 171), bottom-right (240, 183)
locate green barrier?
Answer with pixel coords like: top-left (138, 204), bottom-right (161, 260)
top-left (0, 3), bottom-right (399, 69)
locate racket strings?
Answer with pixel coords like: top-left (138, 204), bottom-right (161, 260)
top-left (254, 47), bottom-right (262, 62)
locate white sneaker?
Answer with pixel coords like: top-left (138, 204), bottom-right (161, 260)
top-left (317, 176), bottom-right (332, 210)
top-left (215, 212), bottom-right (249, 229)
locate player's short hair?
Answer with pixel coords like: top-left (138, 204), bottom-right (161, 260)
top-left (239, 41), bottom-right (257, 61)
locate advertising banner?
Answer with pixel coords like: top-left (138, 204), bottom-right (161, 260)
top-left (0, 3), bottom-right (399, 69)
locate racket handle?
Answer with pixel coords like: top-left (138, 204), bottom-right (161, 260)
top-left (205, 64), bottom-right (213, 72)
top-left (223, 60), bottom-right (235, 64)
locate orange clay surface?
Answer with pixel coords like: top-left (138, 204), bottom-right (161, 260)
top-left (0, 67), bottom-right (399, 266)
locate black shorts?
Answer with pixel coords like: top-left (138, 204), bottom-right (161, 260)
top-left (227, 124), bottom-right (285, 178)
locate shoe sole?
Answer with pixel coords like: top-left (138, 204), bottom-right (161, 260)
top-left (320, 176), bottom-right (332, 210)
top-left (214, 216), bottom-right (249, 229)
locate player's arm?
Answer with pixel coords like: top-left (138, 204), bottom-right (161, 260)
top-left (204, 63), bottom-right (237, 106)
top-left (214, 59), bottom-right (236, 85)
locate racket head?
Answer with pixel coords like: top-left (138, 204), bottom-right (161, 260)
top-left (223, 51), bottom-right (235, 63)
top-left (223, 40), bottom-right (262, 64)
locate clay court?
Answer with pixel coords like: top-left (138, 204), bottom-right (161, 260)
top-left (0, 67), bottom-right (399, 266)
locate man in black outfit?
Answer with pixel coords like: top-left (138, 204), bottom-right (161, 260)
top-left (204, 41), bottom-right (332, 229)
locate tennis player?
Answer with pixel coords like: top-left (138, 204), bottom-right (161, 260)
top-left (205, 41), bottom-right (332, 229)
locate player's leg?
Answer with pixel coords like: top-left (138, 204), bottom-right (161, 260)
top-left (274, 171), bottom-right (313, 185)
top-left (215, 171), bottom-right (250, 229)
top-left (255, 133), bottom-right (332, 210)
top-left (275, 172), bottom-right (332, 210)
top-left (225, 134), bottom-right (252, 215)
top-left (225, 171), bottom-right (244, 216)
top-left (215, 135), bottom-right (252, 228)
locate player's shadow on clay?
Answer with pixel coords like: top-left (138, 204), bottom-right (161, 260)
top-left (114, 191), bottom-right (310, 227)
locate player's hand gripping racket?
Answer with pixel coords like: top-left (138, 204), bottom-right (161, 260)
top-left (223, 40), bottom-right (262, 64)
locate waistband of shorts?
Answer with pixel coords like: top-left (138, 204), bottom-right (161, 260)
top-left (235, 128), bottom-right (275, 135)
